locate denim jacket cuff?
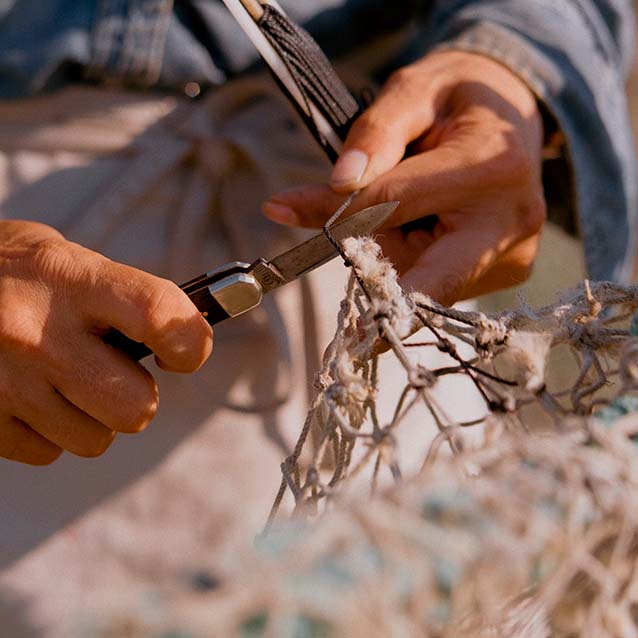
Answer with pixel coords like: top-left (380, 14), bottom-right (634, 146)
top-left (422, 18), bottom-right (636, 283)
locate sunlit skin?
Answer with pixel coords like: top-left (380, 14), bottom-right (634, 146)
top-left (0, 221), bottom-right (213, 465)
top-left (0, 51), bottom-right (544, 466)
top-left (263, 51), bottom-right (546, 306)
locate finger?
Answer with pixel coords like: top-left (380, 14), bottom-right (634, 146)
top-left (0, 416), bottom-right (62, 465)
top-left (47, 333), bottom-right (160, 434)
top-left (81, 260), bottom-right (213, 373)
top-left (263, 145), bottom-right (480, 230)
top-left (457, 233), bottom-right (541, 299)
top-left (329, 67), bottom-right (443, 192)
top-left (265, 110), bottom-right (525, 229)
top-left (263, 185), bottom-right (350, 227)
top-left (399, 225), bottom-right (505, 306)
top-left (15, 383), bottom-right (116, 458)
top-left (376, 225), bottom-right (437, 275)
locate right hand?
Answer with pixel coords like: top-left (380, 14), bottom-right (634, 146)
top-left (0, 220), bottom-right (213, 465)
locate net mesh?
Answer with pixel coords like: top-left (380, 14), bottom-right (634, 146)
top-left (87, 232), bottom-right (638, 638)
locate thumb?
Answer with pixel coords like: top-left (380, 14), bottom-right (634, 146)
top-left (330, 72), bottom-right (439, 192)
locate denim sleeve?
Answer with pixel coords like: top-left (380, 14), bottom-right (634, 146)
top-left (0, 0), bottom-right (95, 97)
top-left (400, 0), bottom-right (637, 282)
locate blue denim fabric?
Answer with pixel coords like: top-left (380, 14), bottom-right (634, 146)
top-left (417, 1), bottom-right (638, 284)
top-left (0, 0), bottom-right (636, 282)
top-left (0, 0), bottom-right (416, 94)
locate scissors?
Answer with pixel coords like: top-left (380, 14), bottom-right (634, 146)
top-left (104, 201), bottom-right (398, 360)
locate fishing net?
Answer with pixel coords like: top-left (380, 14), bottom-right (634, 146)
top-left (85, 233), bottom-right (638, 638)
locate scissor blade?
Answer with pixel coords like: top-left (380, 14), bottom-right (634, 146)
top-left (265, 201), bottom-right (398, 287)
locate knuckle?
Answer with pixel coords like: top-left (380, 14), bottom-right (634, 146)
top-left (502, 132), bottom-right (534, 182)
top-left (509, 262), bottom-right (534, 285)
top-left (435, 270), bottom-right (467, 304)
top-left (486, 127), bottom-right (534, 186)
top-left (134, 278), bottom-right (191, 337)
top-left (385, 66), bottom-right (415, 91)
top-left (0, 225), bottom-right (73, 294)
top-left (0, 309), bottom-right (41, 354)
top-left (518, 194), bottom-right (547, 237)
top-left (441, 270), bottom-right (466, 295)
top-left (135, 281), bottom-right (212, 371)
top-left (352, 87), bottom-right (406, 142)
top-left (29, 236), bottom-right (84, 286)
top-left (349, 111), bottom-right (389, 144)
top-left (136, 281), bottom-right (174, 327)
top-left (376, 179), bottom-right (402, 207)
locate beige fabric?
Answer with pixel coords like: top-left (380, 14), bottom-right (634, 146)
top-left (0, 81), bottom-right (483, 636)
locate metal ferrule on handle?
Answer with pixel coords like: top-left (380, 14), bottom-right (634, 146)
top-left (205, 272), bottom-right (263, 319)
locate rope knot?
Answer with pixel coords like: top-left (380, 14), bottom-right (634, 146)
top-left (436, 338), bottom-right (455, 356)
top-left (409, 365), bottom-right (437, 390)
top-left (475, 316), bottom-right (509, 358)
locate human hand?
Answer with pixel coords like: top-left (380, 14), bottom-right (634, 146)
top-left (263, 51), bottom-right (546, 305)
top-left (0, 221), bottom-right (213, 465)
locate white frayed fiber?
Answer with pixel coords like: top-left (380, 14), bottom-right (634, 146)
top-left (501, 330), bottom-right (553, 393)
top-left (341, 236), bottom-right (413, 337)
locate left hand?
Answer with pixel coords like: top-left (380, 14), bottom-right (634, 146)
top-left (262, 51), bottom-right (546, 305)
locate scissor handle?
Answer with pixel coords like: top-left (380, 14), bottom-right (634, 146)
top-left (102, 263), bottom-right (264, 361)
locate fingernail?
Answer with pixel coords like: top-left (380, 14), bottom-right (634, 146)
top-left (263, 202), bottom-right (299, 225)
top-left (330, 149), bottom-right (369, 187)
